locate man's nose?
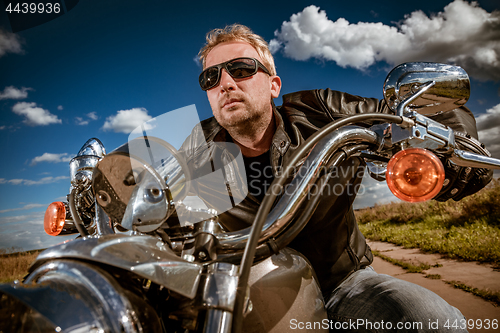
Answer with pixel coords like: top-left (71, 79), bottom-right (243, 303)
top-left (219, 69), bottom-right (236, 91)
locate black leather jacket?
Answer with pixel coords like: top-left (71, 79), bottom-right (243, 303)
top-left (180, 89), bottom-right (484, 296)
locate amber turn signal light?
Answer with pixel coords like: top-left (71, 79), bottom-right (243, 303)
top-left (386, 148), bottom-right (445, 202)
top-left (44, 202), bottom-right (66, 236)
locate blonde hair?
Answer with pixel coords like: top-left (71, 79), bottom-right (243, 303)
top-left (198, 24), bottom-right (277, 76)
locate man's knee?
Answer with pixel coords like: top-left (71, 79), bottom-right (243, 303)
top-left (326, 269), bottom-right (467, 332)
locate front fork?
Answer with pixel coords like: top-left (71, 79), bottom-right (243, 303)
top-left (201, 263), bottom-right (239, 333)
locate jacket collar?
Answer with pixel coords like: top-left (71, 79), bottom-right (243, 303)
top-left (271, 106), bottom-right (291, 156)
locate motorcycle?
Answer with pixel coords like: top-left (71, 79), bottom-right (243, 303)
top-left (1, 62), bottom-right (499, 333)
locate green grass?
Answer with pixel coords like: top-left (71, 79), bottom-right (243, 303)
top-left (445, 280), bottom-right (500, 307)
top-left (356, 179), bottom-right (500, 265)
top-left (372, 250), bottom-right (432, 273)
top-left (0, 249), bottom-right (41, 283)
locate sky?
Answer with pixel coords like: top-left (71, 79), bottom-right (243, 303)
top-left (0, 0), bottom-right (499, 252)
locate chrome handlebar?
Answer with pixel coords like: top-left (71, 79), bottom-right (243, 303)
top-left (214, 126), bottom-right (384, 253)
top-left (450, 150), bottom-right (500, 169)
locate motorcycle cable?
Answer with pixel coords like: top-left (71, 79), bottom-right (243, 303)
top-left (68, 188), bottom-right (90, 237)
top-left (232, 113), bottom-right (405, 332)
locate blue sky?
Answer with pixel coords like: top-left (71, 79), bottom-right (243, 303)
top-left (1, 0), bottom-right (499, 251)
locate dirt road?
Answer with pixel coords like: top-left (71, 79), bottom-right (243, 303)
top-left (368, 241), bottom-right (500, 333)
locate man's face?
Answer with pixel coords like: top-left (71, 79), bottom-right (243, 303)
top-left (204, 41), bottom-right (281, 134)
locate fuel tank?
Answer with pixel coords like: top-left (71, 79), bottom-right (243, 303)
top-left (243, 247), bottom-right (329, 332)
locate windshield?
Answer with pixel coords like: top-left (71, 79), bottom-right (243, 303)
top-left (123, 104), bottom-right (248, 230)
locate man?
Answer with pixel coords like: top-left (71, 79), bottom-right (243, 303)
top-left (191, 24), bottom-right (492, 331)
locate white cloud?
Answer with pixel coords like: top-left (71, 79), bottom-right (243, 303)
top-left (0, 213), bottom-right (42, 225)
top-left (353, 174), bottom-right (401, 209)
top-left (271, 0), bottom-right (500, 81)
top-left (102, 107), bottom-right (152, 134)
top-left (476, 103), bottom-right (500, 133)
top-left (87, 111), bottom-right (98, 120)
top-left (12, 102), bottom-right (62, 126)
top-left (0, 86), bottom-right (32, 100)
top-left (0, 29), bottom-right (23, 58)
top-left (268, 39), bottom-right (282, 54)
top-left (75, 116), bottom-right (88, 126)
top-left (0, 203), bottom-right (46, 214)
top-left (477, 103), bottom-right (500, 159)
top-left (0, 175), bottom-right (69, 186)
top-left (75, 111), bottom-right (98, 125)
top-left (0, 212), bottom-right (75, 252)
top-left (193, 55), bottom-right (202, 68)
top-left (57, 105), bottom-right (63, 110)
top-left (30, 152), bottom-right (73, 166)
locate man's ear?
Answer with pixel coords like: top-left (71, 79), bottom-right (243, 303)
top-left (270, 75), bottom-right (282, 99)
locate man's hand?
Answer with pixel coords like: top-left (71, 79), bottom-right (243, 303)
top-left (434, 132), bottom-right (493, 201)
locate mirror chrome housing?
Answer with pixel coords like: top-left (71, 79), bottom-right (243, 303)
top-left (69, 138), bottom-right (106, 183)
top-left (383, 62), bottom-right (470, 116)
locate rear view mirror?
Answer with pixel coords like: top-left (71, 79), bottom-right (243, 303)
top-left (383, 62), bottom-right (470, 116)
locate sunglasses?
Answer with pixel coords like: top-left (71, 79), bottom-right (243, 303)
top-left (199, 57), bottom-right (270, 91)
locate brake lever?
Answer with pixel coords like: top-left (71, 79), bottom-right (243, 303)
top-left (450, 150), bottom-right (500, 169)
top-left (387, 111), bottom-right (500, 170)
top-left (390, 111), bottom-right (455, 153)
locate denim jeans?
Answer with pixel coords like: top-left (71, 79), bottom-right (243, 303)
top-left (324, 267), bottom-right (468, 332)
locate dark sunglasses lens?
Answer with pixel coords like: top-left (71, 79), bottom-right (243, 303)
top-left (227, 58), bottom-right (257, 78)
top-left (200, 67), bottom-right (220, 90)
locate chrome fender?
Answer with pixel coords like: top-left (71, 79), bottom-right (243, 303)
top-left (31, 234), bottom-right (202, 299)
